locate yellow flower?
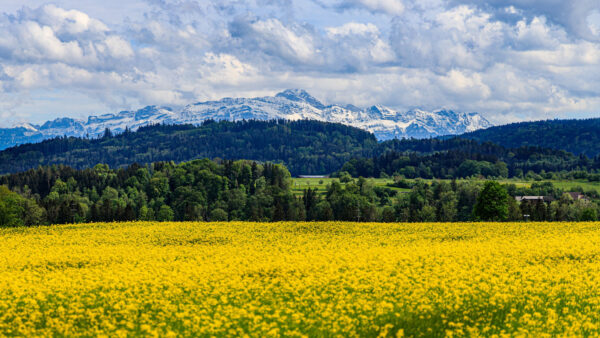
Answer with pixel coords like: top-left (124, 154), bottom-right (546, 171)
top-left (0, 221), bottom-right (598, 336)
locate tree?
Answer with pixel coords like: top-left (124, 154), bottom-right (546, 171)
top-left (209, 208), bottom-right (228, 222)
top-left (139, 205), bottom-right (154, 221)
top-left (157, 205), bottom-right (174, 222)
top-left (303, 188), bottom-right (319, 221)
top-left (418, 205), bottom-right (437, 222)
top-left (380, 206), bottom-right (396, 222)
top-left (338, 172), bottom-right (353, 183)
top-left (0, 186), bottom-right (25, 227)
top-left (507, 197), bottom-right (522, 221)
top-left (314, 201), bottom-right (333, 221)
top-left (437, 191), bottom-right (457, 222)
top-left (456, 182), bottom-right (480, 221)
top-left (581, 208), bottom-right (598, 221)
top-left (473, 181), bottom-right (509, 221)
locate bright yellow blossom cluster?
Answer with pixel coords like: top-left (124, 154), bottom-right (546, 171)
top-left (0, 221), bottom-right (600, 336)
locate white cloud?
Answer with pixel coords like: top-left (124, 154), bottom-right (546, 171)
top-left (391, 5), bottom-right (506, 70)
top-left (512, 16), bottom-right (565, 50)
top-left (326, 22), bottom-right (379, 36)
top-left (588, 10), bottom-right (600, 37)
top-left (439, 69), bottom-right (491, 99)
top-left (0, 4), bottom-right (135, 70)
top-left (31, 4), bottom-right (109, 36)
top-left (102, 36), bottom-right (135, 59)
top-left (250, 19), bottom-right (318, 63)
top-left (0, 1), bottom-right (599, 126)
top-left (326, 22), bottom-right (394, 64)
top-left (227, 17), bottom-right (322, 67)
top-left (449, 0), bottom-right (600, 42)
top-left (201, 53), bottom-right (258, 85)
top-left (339, 0), bottom-right (405, 15)
top-left (16, 21), bottom-right (86, 63)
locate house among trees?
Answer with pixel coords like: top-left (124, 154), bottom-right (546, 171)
top-left (515, 196), bottom-right (554, 203)
top-left (566, 192), bottom-right (590, 201)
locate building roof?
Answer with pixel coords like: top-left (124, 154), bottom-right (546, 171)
top-left (566, 192), bottom-right (589, 201)
top-left (515, 196), bottom-right (554, 202)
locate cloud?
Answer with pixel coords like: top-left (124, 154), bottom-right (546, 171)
top-left (390, 5), bottom-right (506, 71)
top-left (588, 10), bottom-right (600, 37)
top-left (0, 0), bottom-right (599, 127)
top-left (103, 36), bottom-right (135, 59)
top-left (337, 0), bottom-right (405, 15)
top-left (326, 22), bottom-right (395, 65)
top-left (0, 4), bottom-right (135, 71)
top-left (448, 0), bottom-right (600, 42)
top-left (23, 4), bottom-right (109, 36)
top-left (201, 53), bottom-right (258, 85)
top-left (439, 69), bottom-right (491, 100)
top-left (229, 17), bottom-right (321, 65)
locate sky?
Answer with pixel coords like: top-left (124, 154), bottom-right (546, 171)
top-left (1, 0), bottom-right (600, 126)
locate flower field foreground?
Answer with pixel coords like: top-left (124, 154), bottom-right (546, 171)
top-left (1, 222), bottom-right (600, 336)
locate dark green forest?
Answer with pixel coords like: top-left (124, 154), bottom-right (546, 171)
top-left (0, 120), bottom-right (376, 176)
top-left (0, 160), bottom-right (301, 225)
top-left (0, 159), bottom-right (599, 226)
top-left (461, 118), bottom-right (600, 157)
top-left (341, 137), bottom-right (600, 179)
top-left (2, 119), bottom-right (599, 180)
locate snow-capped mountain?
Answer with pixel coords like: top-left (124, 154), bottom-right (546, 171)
top-left (0, 89), bottom-right (491, 150)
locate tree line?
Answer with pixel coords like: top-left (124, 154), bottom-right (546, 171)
top-left (390, 180), bottom-right (598, 222)
top-left (1, 160), bottom-right (599, 226)
top-left (340, 137), bottom-right (600, 179)
top-left (0, 160), bottom-right (302, 226)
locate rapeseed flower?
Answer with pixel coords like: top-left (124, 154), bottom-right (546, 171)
top-left (0, 221), bottom-right (598, 336)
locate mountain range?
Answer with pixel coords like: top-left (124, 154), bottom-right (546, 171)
top-left (0, 89), bottom-right (491, 150)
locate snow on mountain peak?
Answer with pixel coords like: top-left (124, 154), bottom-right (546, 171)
top-left (14, 122), bottom-right (39, 132)
top-left (0, 90), bottom-right (492, 150)
top-left (275, 89), bottom-right (326, 109)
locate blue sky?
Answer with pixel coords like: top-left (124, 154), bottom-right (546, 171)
top-left (1, 0), bottom-right (600, 126)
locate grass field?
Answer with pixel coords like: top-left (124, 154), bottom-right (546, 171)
top-left (1, 221), bottom-right (600, 336)
top-left (291, 177), bottom-right (600, 196)
top-left (291, 177), bottom-right (409, 195)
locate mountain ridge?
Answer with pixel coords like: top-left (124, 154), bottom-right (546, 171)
top-left (0, 89), bottom-right (492, 150)
top-left (460, 118), bottom-right (600, 157)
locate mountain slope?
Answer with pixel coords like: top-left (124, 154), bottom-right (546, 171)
top-left (340, 137), bottom-right (597, 179)
top-left (461, 118), bottom-right (600, 157)
top-left (0, 89), bottom-right (491, 149)
top-left (0, 120), bottom-right (377, 176)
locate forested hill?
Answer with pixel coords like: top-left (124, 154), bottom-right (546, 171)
top-left (342, 137), bottom-right (599, 179)
top-left (3, 117), bottom-right (599, 179)
top-left (0, 120), bottom-right (377, 176)
top-left (460, 118), bottom-right (600, 157)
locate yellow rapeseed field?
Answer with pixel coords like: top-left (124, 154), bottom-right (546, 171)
top-left (1, 222), bottom-right (600, 336)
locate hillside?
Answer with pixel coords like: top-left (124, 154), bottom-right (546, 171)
top-left (461, 118), bottom-right (600, 157)
top-left (341, 137), bottom-right (598, 179)
top-left (3, 118), bottom-right (599, 180)
top-left (0, 120), bottom-right (377, 176)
